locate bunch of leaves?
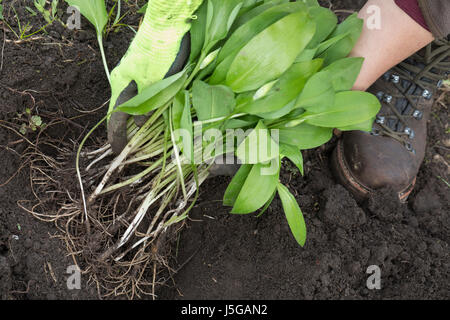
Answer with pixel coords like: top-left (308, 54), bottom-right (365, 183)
top-left (104, 0), bottom-right (381, 246)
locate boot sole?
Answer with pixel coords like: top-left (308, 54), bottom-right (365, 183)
top-left (331, 139), bottom-right (416, 203)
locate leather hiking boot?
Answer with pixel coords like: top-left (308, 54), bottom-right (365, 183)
top-left (332, 38), bottom-right (450, 202)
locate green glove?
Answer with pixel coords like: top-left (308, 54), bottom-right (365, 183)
top-left (108, 0), bottom-right (203, 154)
top-left (109, 0), bottom-right (203, 113)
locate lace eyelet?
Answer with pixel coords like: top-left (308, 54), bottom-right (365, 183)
top-left (375, 116), bottom-right (386, 125)
top-left (383, 95), bottom-right (393, 103)
top-left (404, 127), bottom-right (415, 139)
top-left (390, 74), bottom-right (400, 84)
top-left (413, 110), bottom-right (423, 120)
top-left (422, 89), bottom-right (432, 100)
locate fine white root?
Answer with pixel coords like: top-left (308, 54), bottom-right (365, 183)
top-left (117, 180), bottom-right (176, 250)
top-left (86, 149), bottom-right (113, 172)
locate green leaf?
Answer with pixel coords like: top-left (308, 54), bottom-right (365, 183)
top-left (277, 183), bottom-right (307, 247)
top-left (210, 2), bottom-right (307, 85)
top-left (65, 0), bottom-right (108, 35)
top-left (204, 0), bottom-right (244, 50)
top-left (314, 32), bottom-right (349, 57)
top-left (330, 13), bottom-right (363, 47)
top-left (232, 161), bottom-right (280, 214)
top-left (302, 91), bottom-right (381, 128)
top-left (208, 54), bottom-right (235, 85)
top-left (137, 3), bottom-right (148, 14)
top-left (338, 117), bottom-right (375, 132)
top-left (226, 9), bottom-right (316, 93)
top-left (281, 144), bottom-right (304, 175)
top-left (299, 0), bottom-right (319, 7)
top-left (306, 6), bottom-right (337, 49)
top-left (230, 2), bottom-right (275, 34)
top-left (217, 2), bottom-right (307, 65)
top-left (0, 3), bottom-right (3, 20)
top-left (224, 115), bottom-right (260, 129)
top-left (239, 59), bottom-right (322, 115)
top-left (275, 123), bottom-right (333, 150)
top-left (322, 57), bottom-right (364, 91)
top-left (172, 90), bottom-right (194, 161)
top-left (189, 1), bottom-right (208, 62)
top-left (256, 189), bottom-right (277, 217)
top-left (257, 100), bottom-right (296, 120)
top-left (236, 121), bottom-right (280, 164)
top-left (192, 80), bottom-right (235, 121)
top-left (118, 71), bottom-right (187, 115)
top-left (319, 13), bottom-right (363, 65)
top-left (295, 47), bottom-right (317, 63)
top-left (294, 70), bottom-right (335, 113)
top-left (223, 164), bottom-right (253, 207)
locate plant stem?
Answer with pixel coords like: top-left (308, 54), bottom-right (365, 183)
top-left (97, 35), bottom-right (111, 84)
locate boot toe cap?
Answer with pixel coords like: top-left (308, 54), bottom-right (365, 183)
top-left (333, 131), bottom-right (419, 200)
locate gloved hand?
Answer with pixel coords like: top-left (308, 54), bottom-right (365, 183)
top-left (108, 33), bottom-right (191, 154)
top-left (108, 0), bottom-right (203, 154)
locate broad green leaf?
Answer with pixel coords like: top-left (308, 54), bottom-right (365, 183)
top-left (306, 6), bottom-right (337, 49)
top-left (118, 71), bottom-right (187, 115)
top-left (295, 47), bottom-right (317, 63)
top-left (209, 54), bottom-right (235, 85)
top-left (65, 0), bottom-right (107, 35)
top-left (226, 9), bottom-right (316, 93)
top-left (223, 164), bottom-right (253, 207)
top-left (204, 0), bottom-right (244, 50)
top-left (277, 183), bottom-right (307, 247)
top-left (322, 57), bottom-right (364, 91)
top-left (192, 80), bottom-right (235, 121)
top-left (210, 2), bottom-right (307, 85)
top-left (281, 144), bottom-right (304, 175)
top-left (275, 123), bottom-right (333, 150)
top-left (302, 91), bottom-right (381, 128)
top-left (224, 115), bottom-right (260, 129)
top-left (239, 59), bottom-right (322, 115)
top-left (319, 13), bottom-right (363, 65)
top-left (257, 100), bottom-right (296, 120)
top-left (330, 13), bottom-right (363, 47)
top-left (218, 2), bottom-right (308, 64)
top-left (338, 118), bottom-right (375, 132)
top-left (256, 189), bottom-right (277, 217)
top-left (230, 2), bottom-right (275, 34)
top-left (314, 32), bottom-right (349, 57)
top-left (295, 70), bottom-right (335, 113)
top-left (189, 1), bottom-right (208, 62)
top-left (320, 35), bottom-right (355, 66)
top-left (236, 121), bottom-right (279, 164)
top-left (232, 161), bottom-right (280, 214)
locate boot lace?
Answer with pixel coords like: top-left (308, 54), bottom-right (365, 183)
top-left (371, 38), bottom-right (450, 154)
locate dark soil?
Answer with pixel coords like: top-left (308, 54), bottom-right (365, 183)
top-left (0, 0), bottom-right (448, 300)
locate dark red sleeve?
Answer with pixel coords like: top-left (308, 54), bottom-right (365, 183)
top-left (395, 0), bottom-right (430, 32)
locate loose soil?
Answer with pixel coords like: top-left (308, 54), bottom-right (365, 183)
top-left (0, 0), bottom-right (448, 300)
